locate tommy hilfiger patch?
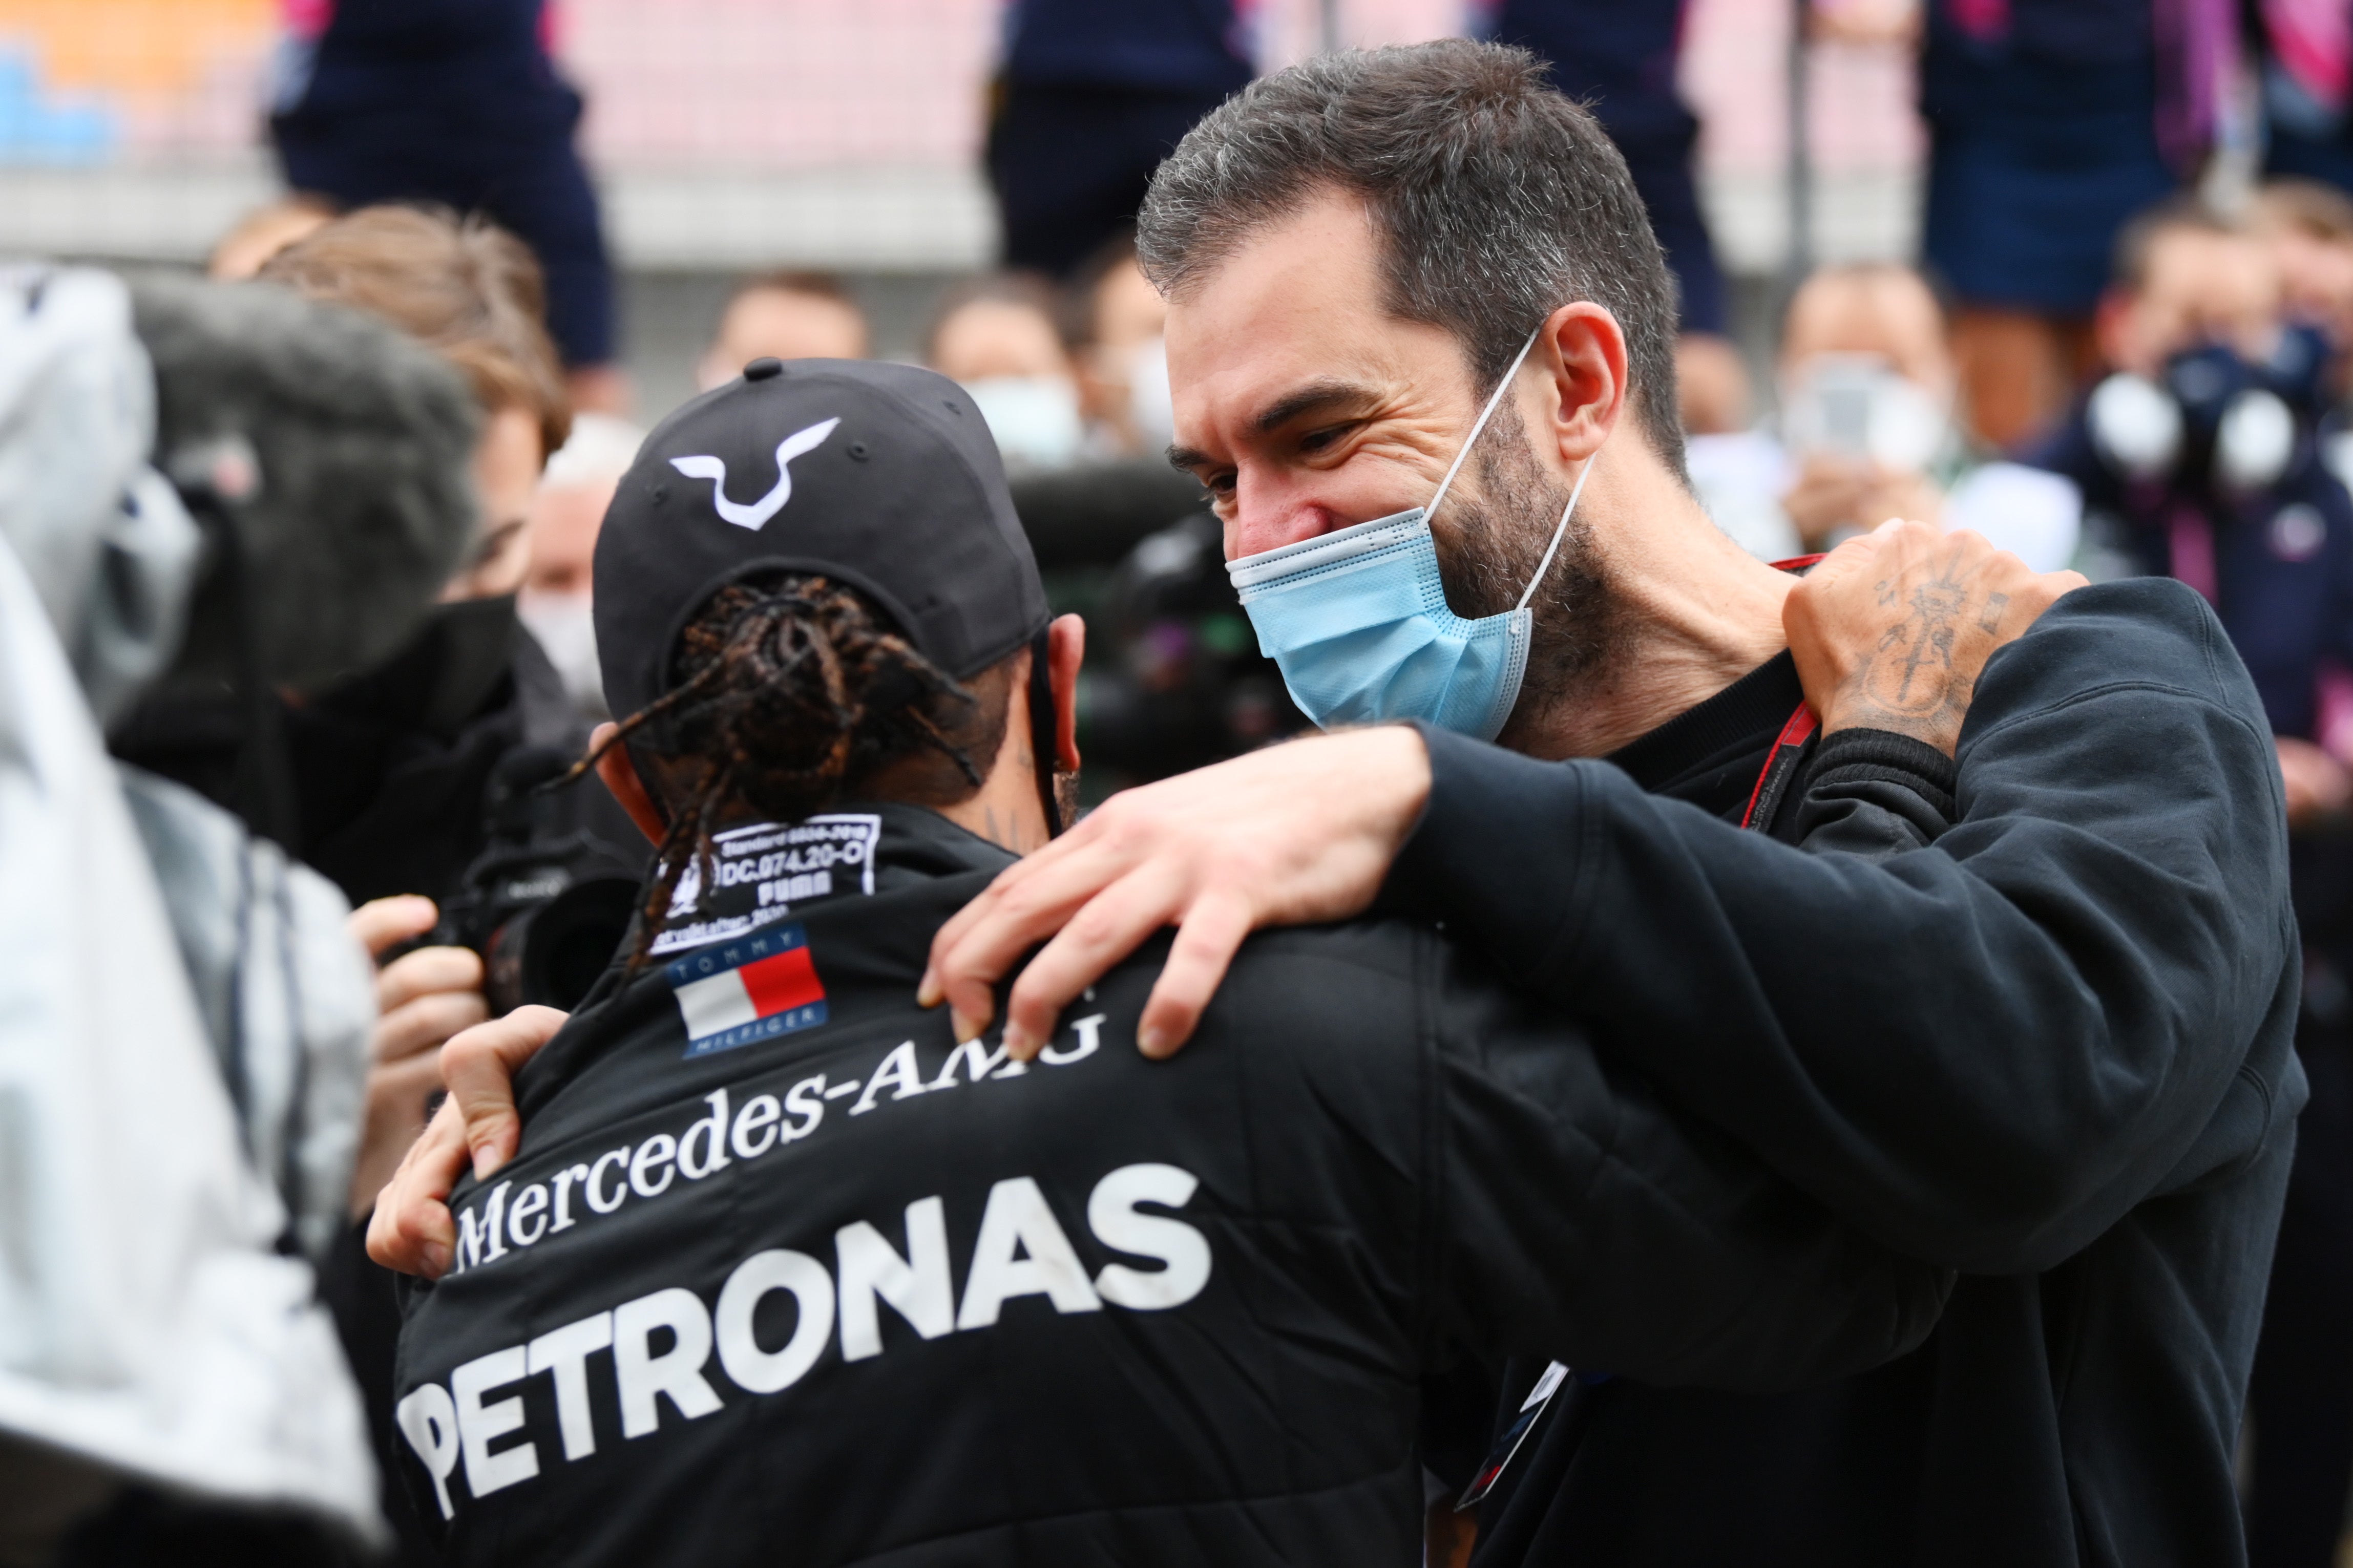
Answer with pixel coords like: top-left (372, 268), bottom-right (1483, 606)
top-left (666, 924), bottom-right (828, 1058)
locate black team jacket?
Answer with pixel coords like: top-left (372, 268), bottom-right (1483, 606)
top-left (1441, 578), bottom-right (2302, 1567)
top-left (391, 800), bottom-right (1948, 1567)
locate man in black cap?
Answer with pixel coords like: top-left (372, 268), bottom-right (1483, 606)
top-left (375, 355), bottom-right (1949, 1566)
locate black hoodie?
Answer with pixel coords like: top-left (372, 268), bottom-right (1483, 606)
top-left (1419, 579), bottom-right (2303, 1568)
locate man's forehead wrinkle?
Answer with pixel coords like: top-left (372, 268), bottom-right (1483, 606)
top-left (1248, 378), bottom-right (1386, 437)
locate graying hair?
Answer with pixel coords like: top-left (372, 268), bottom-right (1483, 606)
top-left (1137, 39), bottom-right (1685, 475)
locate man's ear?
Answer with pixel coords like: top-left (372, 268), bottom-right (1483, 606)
top-left (591, 722), bottom-right (669, 844)
top-left (1539, 301), bottom-right (1627, 464)
top-left (1047, 613), bottom-right (1084, 772)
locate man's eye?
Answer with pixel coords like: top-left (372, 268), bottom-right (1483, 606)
top-left (1207, 472), bottom-right (1237, 495)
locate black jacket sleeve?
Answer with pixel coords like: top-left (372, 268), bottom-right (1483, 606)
top-left (1426, 934), bottom-right (1953, 1391)
top-left (1388, 580), bottom-right (2297, 1274)
top-left (1787, 727), bottom-right (1957, 859)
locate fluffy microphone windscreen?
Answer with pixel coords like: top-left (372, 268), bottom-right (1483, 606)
top-left (131, 275), bottom-right (482, 697)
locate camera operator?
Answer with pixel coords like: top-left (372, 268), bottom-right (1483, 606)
top-left (0, 265), bottom-right (479, 1559)
top-left (2023, 198), bottom-right (2353, 819)
top-left (116, 204), bottom-right (646, 1151)
top-left (109, 204), bottom-right (646, 1565)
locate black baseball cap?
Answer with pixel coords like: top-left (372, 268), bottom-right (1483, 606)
top-left (593, 357), bottom-right (1051, 726)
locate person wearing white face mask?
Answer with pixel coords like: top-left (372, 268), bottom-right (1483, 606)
top-left (519, 412), bottom-right (645, 721)
top-left (1073, 234), bottom-right (1179, 458)
top-left (1685, 263), bottom-right (2082, 570)
top-left (926, 274), bottom-right (1089, 472)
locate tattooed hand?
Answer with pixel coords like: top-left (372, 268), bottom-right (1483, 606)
top-left (1784, 520), bottom-right (2087, 756)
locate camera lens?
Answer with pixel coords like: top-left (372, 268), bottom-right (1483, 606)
top-left (489, 877), bottom-right (641, 1013)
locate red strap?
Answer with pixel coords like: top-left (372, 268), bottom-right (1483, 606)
top-left (1739, 702), bottom-right (1821, 831)
top-left (1736, 552), bottom-right (1830, 831)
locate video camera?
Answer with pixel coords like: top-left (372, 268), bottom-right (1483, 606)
top-left (432, 747), bottom-right (643, 1014)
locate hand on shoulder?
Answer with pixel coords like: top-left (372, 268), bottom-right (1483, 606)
top-left (1785, 519), bottom-right (2086, 756)
top-left (920, 725), bottom-right (1433, 1064)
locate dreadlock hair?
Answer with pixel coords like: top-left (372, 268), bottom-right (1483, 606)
top-left (584, 573), bottom-right (1014, 968)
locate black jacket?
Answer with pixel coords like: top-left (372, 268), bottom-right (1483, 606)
top-left (392, 806), bottom-right (1947, 1566)
top-left (1431, 580), bottom-right (2303, 1567)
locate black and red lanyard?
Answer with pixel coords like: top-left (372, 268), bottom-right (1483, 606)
top-left (1738, 552), bottom-right (1828, 835)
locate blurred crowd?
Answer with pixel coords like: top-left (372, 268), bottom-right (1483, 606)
top-left (15, 0), bottom-right (2353, 1563)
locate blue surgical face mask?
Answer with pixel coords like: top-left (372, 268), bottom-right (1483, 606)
top-left (1225, 326), bottom-right (1599, 741)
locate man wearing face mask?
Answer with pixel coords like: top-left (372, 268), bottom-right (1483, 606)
top-left (385, 43), bottom-right (2300, 1568)
top-left (520, 412), bottom-right (647, 723)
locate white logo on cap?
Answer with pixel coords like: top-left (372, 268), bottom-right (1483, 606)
top-left (670, 417), bottom-right (841, 531)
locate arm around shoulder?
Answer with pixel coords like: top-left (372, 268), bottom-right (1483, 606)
top-left (1430, 946), bottom-right (1952, 1392)
top-left (1393, 584), bottom-right (2294, 1273)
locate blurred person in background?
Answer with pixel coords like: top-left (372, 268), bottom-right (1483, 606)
top-left (2251, 179), bottom-right (2353, 369)
top-left (1472, 0), bottom-right (1752, 436)
top-left (520, 413), bottom-right (645, 723)
top-left (2258, 0), bottom-right (2353, 208)
top-left (0, 266), bottom-right (480, 1562)
top-left (927, 274), bottom-right (1087, 472)
top-left (1906, 0), bottom-right (2220, 447)
top-left (258, 205), bottom-right (642, 896)
top-left (1072, 232), bottom-right (1176, 459)
top-left (246, 205), bottom-right (644, 1116)
top-left (1689, 262), bottom-right (2082, 566)
top-left (268, 0), bottom-right (626, 413)
top-left (206, 196), bottom-right (335, 283)
top-left (2018, 202), bottom-right (2353, 1568)
top-left (2021, 197), bottom-right (2347, 778)
top-left (986, 0), bottom-right (1256, 279)
top-left (695, 271), bottom-right (871, 394)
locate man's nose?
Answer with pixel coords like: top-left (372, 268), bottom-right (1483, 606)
top-left (1228, 491), bottom-right (1352, 560)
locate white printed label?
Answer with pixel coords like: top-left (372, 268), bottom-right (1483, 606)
top-left (650, 814), bottom-right (880, 957)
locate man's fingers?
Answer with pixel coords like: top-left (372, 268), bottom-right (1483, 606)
top-left (999, 862), bottom-right (1192, 1061)
top-left (920, 820), bottom-right (1106, 1000)
top-left (930, 840), bottom-right (1148, 1044)
top-left (376, 943), bottom-right (484, 1016)
top-left (1135, 892), bottom-right (1254, 1059)
top-left (443, 1005), bottom-right (569, 1180)
top-left (374, 988), bottom-right (492, 1064)
top-left (367, 1098), bottom-right (468, 1277)
top-left (369, 1004), bottom-right (562, 1272)
top-left (350, 894), bottom-right (439, 960)
top-left (919, 874), bottom-right (1019, 1022)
